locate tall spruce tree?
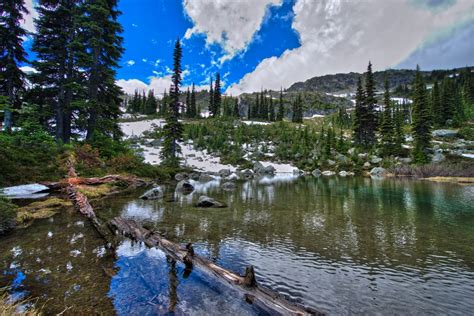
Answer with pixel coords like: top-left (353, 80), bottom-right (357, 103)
top-left (208, 77), bottom-right (214, 117)
top-left (363, 61), bottom-right (377, 147)
top-left (292, 94), bottom-right (303, 123)
top-left (380, 78), bottom-right (395, 156)
top-left (80, 0), bottom-right (124, 140)
top-left (32, 0), bottom-right (83, 143)
top-left (431, 81), bottom-right (442, 127)
top-left (411, 65), bottom-right (431, 164)
top-left (161, 40), bottom-right (183, 167)
top-left (0, 0), bottom-right (28, 132)
top-left (269, 96), bottom-right (275, 121)
top-left (213, 72), bottom-right (221, 117)
top-left (352, 77), bottom-right (365, 146)
top-left (185, 88), bottom-right (191, 117)
top-left (145, 90), bottom-right (157, 115)
top-left (277, 88), bottom-right (284, 121)
top-left (190, 83), bottom-right (197, 118)
top-left (233, 98), bottom-right (239, 118)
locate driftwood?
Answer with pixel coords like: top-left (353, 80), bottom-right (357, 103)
top-left (109, 217), bottom-right (323, 316)
top-left (40, 174), bottom-right (148, 192)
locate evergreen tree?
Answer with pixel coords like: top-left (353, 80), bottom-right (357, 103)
top-left (0, 0), bottom-right (28, 132)
top-left (269, 96), bottom-right (275, 121)
top-left (208, 77), bottom-right (214, 117)
top-left (213, 72), bottom-right (221, 117)
top-left (252, 94), bottom-right (259, 119)
top-left (32, 0), bottom-right (83, 143)
top-left (411, 65), bottom-right (431, 164)
top-left (145, 90), bottom-right (157, 115)
top-left (80, 0), bottom-right (124, 140)
top-left (393, 106), bottom-right (404, 154)
top-left (190, 83), bottom-right (197, 118)
top-left (140, 90), bottom-right (146, 113)
top-left (440, 77), bottom-right (454, 125)
top-left (161, 40), bottom-right (183, 167)
top-left (380, 78), bottom-right (395, 156)
top-left (352, 77), bottom-right (365, 146)
top-left (233, 98), bottom-right (239, 118)
top-left (185, 88), bottom-right (191, 117)
top-left (431, 81), bottom-right (442, 127)
top-left (292, 94), bottom-right (303, 123)
top-left (277, 88), bottom-right (284, 121)
top-left (363, 61), bottom-right (377, 147)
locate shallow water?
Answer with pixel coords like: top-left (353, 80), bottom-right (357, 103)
top-left (1, 176), bottom-right (474, 314)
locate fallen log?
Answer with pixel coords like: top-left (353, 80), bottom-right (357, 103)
top-left (109, 217), bottom-right (323, 316)
top-left (40, 174), bottom-right (148, 192)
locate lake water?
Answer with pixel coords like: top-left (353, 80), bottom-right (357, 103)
top-left (1, 176), bottom-right (473, 314)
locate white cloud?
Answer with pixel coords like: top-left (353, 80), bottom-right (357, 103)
top-left (21, 0), bottom-right (38, 33)
top-left (126, 60), bottom-right (136, 67)
top-left (117, 76), bottom-right (208, 98)
top-left (227, 0), bottom-right (474, 95)
top-left (183, 0), bottom-right (282, 62)
top-left (142, 58), bottom-right (148, 63)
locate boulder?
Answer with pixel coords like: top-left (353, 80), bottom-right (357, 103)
top-left (432, 129), bottom-right (458, 138)
top-left (348, 148), bottom-right (356, 156)
top-left (222, 181), bottom-right (236, 190)
top-left (218, 169), bottom-right (232, 178)
top-left (336, 154), bottom-right (350, 164)
top-left (322, 171), bottom-right (335, 176)
top-left (371, 156), bottom-right (382, 164)
top-left (196, 195), bottom-right (227, 208)
top-left (139, 187), bottom-right (164, 200)
top-left (293, 168), bottom-right (304, 175)
top-left (175, 173), bottom-right (188, 181)
top-left (327, 159), bottom-right (336, 166)
top-left (339, 171), bottom-right (348, 177)
top-left (239, 169), bottom-right (254, 180)
top-left (199, 173), bottom-right (215, 182)
top-left (312, 169), bottom-right (322, 177)
top-left (253, 162), bottom-right (275, 175)
top-left (263, 165), bottom-right (276, 175)
top-left (363, 162), bottom-right (371, 169)
top-left (398, 157), bottom-right (412, 164)
top-left (370, 167), bottom-right (387, 177)
top-left (176, 180), bottom-right (194, 193)
top-left (253, 161), bottom-right (265, 173)
top-left (227, 173), bottom-right (239, 180)
top-left (358, 153), bottom-right (368, 159)
top-left (432, 152), bottom-right (445, 163)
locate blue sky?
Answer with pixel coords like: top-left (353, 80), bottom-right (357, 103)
top-left (22, 0), bottom-right (474, 95)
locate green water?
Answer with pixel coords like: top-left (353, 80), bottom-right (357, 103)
top-left (1, 176), bottom-right (473, 314)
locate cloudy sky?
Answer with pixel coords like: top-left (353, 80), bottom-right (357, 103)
top-left (23, 0), bottom-right (474, 95)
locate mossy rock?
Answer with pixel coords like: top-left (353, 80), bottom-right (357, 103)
top-left (0, 197), bottom-right (17, 235)
top-left (77, 184), bottom-right (116, 199)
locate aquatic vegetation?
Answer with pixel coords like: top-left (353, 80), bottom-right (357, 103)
top-left (16, 198), bottom-right (72, 227)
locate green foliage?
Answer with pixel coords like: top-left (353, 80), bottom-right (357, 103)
top-left (380, 78), bottom-right (396, 156)
top-left (458, 126), bottom-right (474, 141)
top-left (411, 66), bottom-right (432, 164)
top-left (291, 94), bottom-right (303, 123)
top-left (0, 196), bottom-right (16, 235)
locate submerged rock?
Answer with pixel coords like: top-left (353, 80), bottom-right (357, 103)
top-left (176, 180), bottom-right (194, 193)
top-left (222, 181), bottom-right (236, 190)
top-left (196, 195), bottom-right (227, 208)
top-left (370, 167), bottom-right (387, 177)
top-left (312, 169), bottom-right (322, 177)
top-left (140, 187), bottom-right (164, 200)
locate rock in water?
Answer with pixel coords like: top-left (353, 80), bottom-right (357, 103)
top-left (312, 169), bottom-right (322, 177)
top-left (322, 171), bottom-right (335, 176)
top-left (370, 167), bottom-right (387, 177)
top-left (239, 169), bottom-right (254, 180)
top-left (432, 129), bottom-right (458, 138)
top-left (218, 169), bottom-right (232, 178)
top-left (199, 173), bottom-right (215, 182)
top-left (140, 187), bottom-right (164, 200)
top-left (222, 181), bottom-right (236, 190)
top-left (176, 180), bottom-right (194, 193)
top-left (253, 162), bottom-right (275, 175)
top-left (196, 195), bottom-right (227, 208)
top-left (339, 171), bottom-right (348, 177)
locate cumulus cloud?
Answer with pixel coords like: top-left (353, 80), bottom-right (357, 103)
top-left (116, 76), bottom-right (208, 97)
top-left (226, 0), bottom-right (474, 95)
top-left (183, 0), bottom-right (282, 62)
top-left (126, 60), bottom-right (136, 67)
top-left (21, 0), bottom-right (38, 33)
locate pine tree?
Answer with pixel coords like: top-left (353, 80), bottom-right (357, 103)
top-left (431, 81), bottom-right (442, 127)
top-left (80, 0), bottom-right (124, 140)
top-left (145, 90), bottom-right (157, 115)
top-left (393, 107), bottom-right (404, 154)
top-left (190, 83), bottom-right (197, 118)
top-left (352, 77), bottom-right (365, 146)
top-left (213, 72), bottom-right (221, 117)
top-left (269, 96), bottom-right (275, 121)
top-left (208, 77), bottom-right (214, 117)
top-left (363, 61), bottom-right (377, 147)
top-left (161, 40), bottom-right (183, 167)
top-left (233, 98), bottom-right (239, 118)
top-left (185, 88), bottom-right (191, 118)
top-left (292, 94), bottom-right (303, 123)
top-left (32, 0), bottom-right (83, 143)
top-left (277, 88), bottom-right (284, 121)
top-left (251, 94), bottom-right (259, 119)
top-left (411, 65), bottom-right (431, 164)
top-left (0, 0), bottom-right (28, 132)
top-left (440, 77), bottom-right (454, 125)
top-left (380, 77), bottom-right (395, 157)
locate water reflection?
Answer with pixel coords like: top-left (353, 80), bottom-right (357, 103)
top-left (105, 176), bottom-right (474, 314)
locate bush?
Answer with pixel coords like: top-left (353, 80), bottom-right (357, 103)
top-left (458, 126), bottom-right (474, 141)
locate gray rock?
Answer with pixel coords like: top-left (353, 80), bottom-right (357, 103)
top-left (312, 169), bottom-right (322, 177)
top-left (371, 156), bottom-right (382, 164)
top-left (363, 162), bottom-right (371, 169)
top-left (358, 153), bottom-right (368, 159)
top-left (189, 172), bottom-right (200, 180)
top-left (370, 167), bottom-right (387, 177)
top-left (175, 173), bottom-right (188, 181)
top-left (196, 195), bottom-right (227, 208)
top-left (336, 154), bottom-right (350, 163)
top-left (239, 169), bottom-right (254, 180)
top-left (140, 187), bottom-right (164, 200)
top-left (398, 157), bottom-right (412, 164)
top-left (348, 148), bottom-right (356, 155)
top-left (176, 180), bottom-right (194, 193)
top-left (432, 152), bottom-right (445, 163)
top-left (339, 171), bottom-right (348, 177)
top-left (222, 181), bottom-right (236, 190)
top-left (322, 170), bottom-right (335, 176)
top-left (327, 159), bottom-right (336, 166)
top-left (253, 162), bottom-right (275, 175)
top-left (293, 169), bottom-right (304, 175)
top-left (218, 169), bottom-right (232, 178)
top-left (150, 139), bottom-right (162, 147)
top-left (432, 129), bottom-right (458, 138)
top-left (199, 173), bottom-right (215, 182)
